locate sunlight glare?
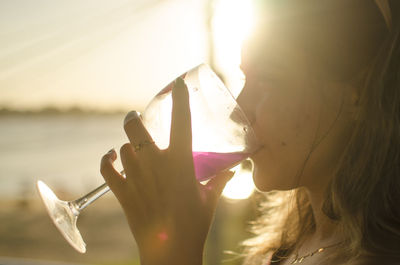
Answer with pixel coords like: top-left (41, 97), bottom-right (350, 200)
top-left (212, 0), bottom-right (255, 67)
top-left (222, 162), bottom-right (255, 200)
top-left (212, 0), bottom-right (255, 96)
top-left (212, 0), bottom-right (256, 200)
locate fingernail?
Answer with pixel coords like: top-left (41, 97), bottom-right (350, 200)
top-left (107, 148), bottom-right (115, 154)
top-left (175, 77), bottom-right (185, 89)
top-left (107, 148), bottom-right (117, 160)
top-left (124, 111), bottom-right (141, 126)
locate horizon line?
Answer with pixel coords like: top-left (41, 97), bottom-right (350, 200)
top-left (0, 105), bottom-right (135, 115)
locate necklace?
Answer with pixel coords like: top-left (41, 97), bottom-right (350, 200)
top-left (290, 242), bottom-right (342, 264)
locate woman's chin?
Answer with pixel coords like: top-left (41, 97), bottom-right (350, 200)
top-left (252, 166), bottom-right (275, 192)
top-left (252, 166), bottom-right (299, 192)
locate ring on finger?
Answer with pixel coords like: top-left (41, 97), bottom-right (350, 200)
top-left (134, 140), bottom-right (155, 152)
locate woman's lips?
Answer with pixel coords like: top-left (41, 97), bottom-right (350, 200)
top-left (250, 144), bottom-right (265, 159)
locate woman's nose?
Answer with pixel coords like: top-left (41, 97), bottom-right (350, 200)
top-left (236, 86), bottom-right (256, 125)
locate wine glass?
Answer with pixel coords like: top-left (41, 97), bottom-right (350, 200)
top-left (36, 64), bottom-right (260, 253)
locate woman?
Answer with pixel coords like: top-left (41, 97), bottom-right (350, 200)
top-left (100, 0), bottom-right (400, 264)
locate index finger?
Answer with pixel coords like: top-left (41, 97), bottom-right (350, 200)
top-left (169, 77), bottom-right (192, 155)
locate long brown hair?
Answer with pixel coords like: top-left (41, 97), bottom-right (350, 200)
top-left (242, 1), bottom-right (400, 264)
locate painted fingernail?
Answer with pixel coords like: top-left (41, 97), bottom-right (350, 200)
top-left (107, 148), bottom-right (115, 154)
top-left (107, 148), bottom-right (117, 160)
top-left (124, 111), bottom-right (141, 126)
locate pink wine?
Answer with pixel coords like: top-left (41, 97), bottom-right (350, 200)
top-left (192, 151), bottom-right (249, 182)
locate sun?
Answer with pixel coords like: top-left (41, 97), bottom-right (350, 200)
top-left (212, 0), bottom-right (255, 80)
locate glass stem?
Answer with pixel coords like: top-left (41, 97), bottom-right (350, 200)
top-left (73, 170), bottom-right (125, 212)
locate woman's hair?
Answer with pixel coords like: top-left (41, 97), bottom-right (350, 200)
top-left (242, 1), bottom-right (400, 264)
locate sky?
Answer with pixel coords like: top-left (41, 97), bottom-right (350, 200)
top-left (0, 0), bottom-right (208, 111)
top-left (0, 0), bottom-right (257, 200)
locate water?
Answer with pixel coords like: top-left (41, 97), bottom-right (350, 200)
top-left (193, 151), bottom-right (248, 182)
top-left (0, 115), bottom-right (249, 199)
top-left (0, 114), bottom-right (127, 199)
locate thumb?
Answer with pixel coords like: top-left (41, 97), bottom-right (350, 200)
top-left (204, 170), bottom-right (235, 200)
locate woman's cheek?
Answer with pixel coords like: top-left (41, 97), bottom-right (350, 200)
top-left (251, 94), bottom-right (292, 190)
top-left (254, 91), bottom-right (291, 147)
top-left (250, 89), bottom-right (320, 191)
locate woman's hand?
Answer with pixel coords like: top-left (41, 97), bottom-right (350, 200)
top-left (100, 78), bottom-right (234, 265)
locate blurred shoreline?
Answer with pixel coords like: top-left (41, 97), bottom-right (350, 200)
top-left (0, 194), bottom-right (257, 265)
top-left (0, 196), bottom-right (139, 265)
top-left (0, 112), bottom-right (128, 199)
top-left (0, 106), bottom-right (130, 116)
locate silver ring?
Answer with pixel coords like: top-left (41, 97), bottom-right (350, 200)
top-left (134, 140), bottom-right (155, 151)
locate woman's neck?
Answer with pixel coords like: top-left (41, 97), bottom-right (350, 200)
top-left (305, 188), bottom-right (343, 245)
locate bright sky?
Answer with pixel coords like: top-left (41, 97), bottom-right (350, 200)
top-left (0, 0), bottom-right (207, 111)
top-left (1, 0), bottom-right (257, 200)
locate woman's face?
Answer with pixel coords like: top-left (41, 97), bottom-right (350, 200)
top-left (237, 28), bottom-right (357, 192)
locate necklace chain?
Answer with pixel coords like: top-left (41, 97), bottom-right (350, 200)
top-left (290, 242), bottom-right (342, 264)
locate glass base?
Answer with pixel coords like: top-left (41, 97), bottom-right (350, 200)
top-left (36, 181), bottom-right (86, 253)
